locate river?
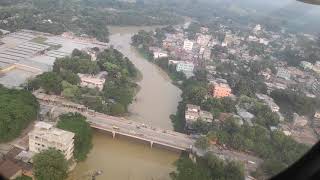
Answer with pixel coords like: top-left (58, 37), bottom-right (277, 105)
top-left (70, 26), bottom-right (182, 180)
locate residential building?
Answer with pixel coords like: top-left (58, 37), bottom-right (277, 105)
top-left (211, 79), bottom-right (232, 98)
top-left (197, 34), bottom-right (211, 46)
top-left (28, 122), bottom-right (75, 160)
top-left (312, 80), bottom-right (320, 96)
top-left (259, 38), bottom-right (269, 45)
top-left (185, 104), bottom-right (213, 127)
top-left (314, 111), bottom-right (320, 119)
top-left (78, 73), bottom-right (106, 91)
top-left (256, 93), bottom-right (280, 112)
top-left (176, 62), bottom-right (194, 78)
top-left (153, 51), bottom-right (168, 59)
top-left (276, 68), bottom-right (291, 80)
top-left (253, 24), bottom-right (262, 34)
top-left (183, 39), bottom-right (194, 51)
top-left (300, 61), bottom-right (313, 70)
top-left (203, 48), bottom-right (212, 60)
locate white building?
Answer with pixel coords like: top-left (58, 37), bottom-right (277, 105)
top-left (300, 61), bottom-right (313, 70)
top-left (276, 68), bottom-right (291, 80)
top-left (176, 62), bottom-right (194, 72)
top-left (253, 24), bottom-right (262, 33)
top-left (29, 122), bottom-right (75, 160)
top-left (259, 38), bottom-right (269, 45)
top-left (78, 73), bottom-right (106, 91)
top-left (183, 39), bottom-right (194, 51)
top-left (176, 62), bottom-right (194, 78)
top-left (153, 51), bottom-right (168, 59)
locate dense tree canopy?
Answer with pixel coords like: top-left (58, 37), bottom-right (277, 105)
top-left (271, 89), bottom-right (320, 118)
top-left (57, 113), bottom-right (93, 161)
top-left (33, 148), bottom-right (68, 180)
top-left (0, 86), bottom-right (39, 142)
top-left (171, 153), bottom-right (244, 180)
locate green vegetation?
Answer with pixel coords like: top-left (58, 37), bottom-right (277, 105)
top-left (28, 48), bottom-right (138, 116)
top-left (171, 153), bottom-right (244, 180)
top-left (57, 113), bottom-right (93, 161)
top-left (271, 89), bottom-right (320, 119)
top-left (0, 85), bottom-right (39, 142)
top-left (195, 136), bottom-right (210, 150)
top-left (33, 148), bottom-right (68, 180)
top-left (31, 36), bottom-right (48, 44)
top-left (97, 48), bottom-right (138, 115)
top-left (14, 175), bottom-right (32, 180)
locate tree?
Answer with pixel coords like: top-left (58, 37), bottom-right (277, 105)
top-left (195, 136), bottom-right (210, 150)
top-left (33, 148), bottom-right (68, 180)
top-left (0, 86), bottom-right (39, 142)
top-left (57, 113), bottom-right (93, 161)
top-left (109, 103), bottom-right (126, 116)
top-left (37, 72), bottom-right (62, 94)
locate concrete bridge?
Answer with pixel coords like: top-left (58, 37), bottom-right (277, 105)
top-left (34, 92), bottom-right (195, 151)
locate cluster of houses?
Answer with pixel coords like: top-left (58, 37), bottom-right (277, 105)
top-left (150, 24), bottom-right (215, 78)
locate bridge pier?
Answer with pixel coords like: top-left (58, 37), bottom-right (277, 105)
top-left (112, 131), bottom-right (116, 139)
top-left (150, 141), bottom-right (154, 148)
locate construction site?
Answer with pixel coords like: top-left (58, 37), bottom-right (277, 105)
top-left (0, 29), bottom-right (108, 88)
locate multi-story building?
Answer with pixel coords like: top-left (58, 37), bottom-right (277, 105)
top-left (176, 62), bottom-right (194, 78)
top-left (203, 48), bottom-right (212, 60)
top-left (276, 68), bottom-right (291, 80)
top-left (29, 122), bottom-right (75, 160)
top-left (312, 80), bottom-right (320, 96)
top-left (197, 34), bottom-right (211, 47)
top-left (78, 73), bottom-right (106, 91)
top-left (183, 39), bottom-right (194, 51)
top-left (300, 61), bottom-right (313, 70)
top-left (185, 104), bottom-right (213, 128)
top-left (211, 80), bottom-right (232, 98)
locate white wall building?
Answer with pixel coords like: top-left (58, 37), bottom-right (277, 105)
top-left (183, 39), bottom-right (194, 51)
top-left (276, 68), bottom-right (291, 80)
top-left (29, 122), bottom-right (75, 160)
top-left (176, 62), bottom-right (194, 72)
top-left (78, 73), bottom-right (106, 91)
top-left (153, 51), bottom-right (168, 59)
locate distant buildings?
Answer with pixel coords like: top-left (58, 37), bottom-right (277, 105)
top-left (28, 122), bottom-right (75, 160)
top-left (185, 104), bottom-right (213, 128)
top-left (211, 79), bottom-right (232, 98)
top-left (78, 72), bottom-right (106, 91)
top-left (276, 68), bottom-right (291, 80)
top-left (183, 39), bottom-right (194, 51)
top-left (253, 24), bottom-right (262, 34)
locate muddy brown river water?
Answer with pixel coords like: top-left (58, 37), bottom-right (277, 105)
top-left (70, 26), bottom-right (182, 180)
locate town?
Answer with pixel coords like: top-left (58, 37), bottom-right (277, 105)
top-left (1, 0), bottom-right (320, 180)
top-left (131, 21), bottom-right (320, 179)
